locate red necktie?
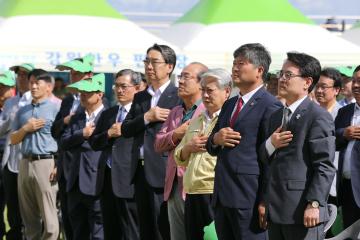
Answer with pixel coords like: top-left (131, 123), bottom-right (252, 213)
top-left (230, 97), bottom-right (243, 128)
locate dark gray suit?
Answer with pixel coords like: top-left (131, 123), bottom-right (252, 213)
top-left (122, 83), bottom-right (181, 240)
top-left (89, 105), bottom-right (139, 240)
top-left (260, 97), bottom-right (336, 240)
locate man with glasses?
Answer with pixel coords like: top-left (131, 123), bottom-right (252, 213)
top-left (122, 44), bottom-right (181, 240)
top-left (154, 62), bottom-right (208, 240)
top-left (206, 43), bottom-right (282, 240)
top-left (89, 69), bottom-right (141, 240)
top-left (335, 65), bottom-right (360, 229)
top-left (315, 68), bottom-right (342, 120)
top-left (260, 52), bottom-right (336, 240)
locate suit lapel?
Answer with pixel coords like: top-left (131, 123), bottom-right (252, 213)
top-left (223, 97), bottom-right (238, 127)
top-left (287, 97), bottom-right (310, 130)
top-left (157, 82), bottom-right (177, 108)
top-left (233, 87), bottom-right (266, 127)
top-left (141, 90), bottom-right (152, 112)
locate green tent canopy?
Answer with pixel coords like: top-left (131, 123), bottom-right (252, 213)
top-left (3, 0), bottom-right (124, 19)
top-left (177, 0), bottom-right (313, 25)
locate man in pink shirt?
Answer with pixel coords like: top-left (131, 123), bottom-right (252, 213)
top-left (154, 62), bottom-right (208, 240)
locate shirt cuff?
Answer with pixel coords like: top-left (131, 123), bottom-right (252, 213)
top-left (266, 137), bottom-right (276, 156)
top-left (144, 116), bottom-right (149, 125)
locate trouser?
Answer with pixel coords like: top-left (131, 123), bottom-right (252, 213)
top-left (0, 163), bottom-right (5, 239)
top-left (340, 178), bottom-right (360, 228)
top-left (167, 180), bottom-right (186, 240)
top-left (18, 158), bottom-right (59, 240)
top-left (134, 163), bottom-right (170, 240)
top-left (57, 171), bottom-right (73, 240)
top-left (269, 222), bottom-right (324, 240)
top-left (67, 184), bottom-right (104, 240)
top-left (184, 193), bottom-right (214, 240)
top-left (101, 166), bottom-right (139, 240)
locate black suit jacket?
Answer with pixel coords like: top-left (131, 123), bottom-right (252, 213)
top-left (89, 105), bottom-right (135, 199)
top-left (122, 83), bottom-right (182, 188)
top-left (260, 97), bottom-right (336, 224)
top-left (60, 107), bottom-right (107, 196)
top-left (207, 87), bottom-right (282, 210)
top-left (334, 103), bottom-right (360, 207)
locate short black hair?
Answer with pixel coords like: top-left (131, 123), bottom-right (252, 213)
top-left (286, 52), bottom-right (321, 92)
top-left (320, 68), bottom-right (342, 88)
top-left (36, 73), bottom-right (54, 84)
top-left (146, 43), bottom-right (177, 76)
top-left (233, 43), bottom-right (271, 81)
top-left (354, 65), bottom-right (360, 75)
top-left (27, 69), bottom-right (47, 80)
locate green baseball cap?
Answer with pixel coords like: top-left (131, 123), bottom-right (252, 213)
top-left (9, 63), bottom-right (35, 73)
top-left (336, 66), bottom-right (356, 78)
top-left (55, 54), bottom-right (95, 73)
top-left (0, 71), bottom-right (16, 87)
top-left (67, 73), bottom-right (105, 93)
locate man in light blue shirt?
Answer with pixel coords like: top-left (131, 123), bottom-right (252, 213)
top-left (11, 71), bottom-right (60, 240)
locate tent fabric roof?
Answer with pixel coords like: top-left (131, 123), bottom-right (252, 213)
top-left (177, 0), bottom-right (313, 25)
top-left (3, 0), bottom-right (124, 19)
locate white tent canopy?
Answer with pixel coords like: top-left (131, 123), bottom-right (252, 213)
top-left (159, 0), bottom-right (360, 70)
top-left (342, 23), bottom-right (360, 47)
top-left (0, 0), bottom-right (176, 72)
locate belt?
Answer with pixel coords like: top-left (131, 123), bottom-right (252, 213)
top-left (25, 154), bottom-right (54, 161)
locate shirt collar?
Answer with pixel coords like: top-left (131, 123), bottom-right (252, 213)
top-left (118, 102), bottom-right (132, 113)
top-left (147, 80), bottom-right (171, 97)
top-left (85, 104), bottom-right (104, 120)
top-left (31, 97), bottom-right (50, 107)
top-left (286, 96), bottom-right (308, 114)
top-left (203, 109), bottom-right (221, 121)
top-left (239, 84), bottom-right (263, 105)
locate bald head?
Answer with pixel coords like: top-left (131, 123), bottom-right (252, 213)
top-left (178, 62), bottom-right (208, 107)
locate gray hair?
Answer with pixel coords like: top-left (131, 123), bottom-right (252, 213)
top-left (200, 68), bottom-right (232, 89)
top-left (115, 69), bottom-right (141, 85)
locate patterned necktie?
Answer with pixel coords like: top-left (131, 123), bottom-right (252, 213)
top-left (117, 106), bottom-right (126, 123)
top-left (281, 107), bottom-right (291, 131)
top-left (229, 97), bottom-right (243, 128)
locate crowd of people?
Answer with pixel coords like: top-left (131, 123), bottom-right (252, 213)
top-left (0, 42), bottom-right (358, 240)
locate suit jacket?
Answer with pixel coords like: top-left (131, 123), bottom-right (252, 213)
top-left (60, 107), bottom-right (106, 196)
top-left (335, 103), bottom-right (360, 207)
top-left (154, 103), bottom-right (206, 201)
top-left (89, 105), bottom-right (135, 199)
top-left (206, 87), bottom-right (282, 210)
top-left (122, 83), bottom-right (182, 188)
top-left (51, 94), bottom-right (77, 180)
top-left (260, 97), bottom-right (336, 224)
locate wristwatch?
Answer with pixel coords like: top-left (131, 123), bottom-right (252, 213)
top-left (309, 200), bottom-right (320, 208)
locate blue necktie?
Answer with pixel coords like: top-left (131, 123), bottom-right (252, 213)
top-left (107, 106), bottom-right (126, 168)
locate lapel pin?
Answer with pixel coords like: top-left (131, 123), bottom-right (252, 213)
top-left (296, 114), bottom-right (301, 119)
top-left (250, 102), bottom-right (254, 106)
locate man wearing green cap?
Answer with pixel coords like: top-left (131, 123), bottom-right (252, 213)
top-left (51, 54), bottom-right (94, 240)
top-left (337, 66), bottom-right (356, 107)
top-left (0, 63), bottom-right (34, 240)
top-left (60, 74), bottom-right (106, 240)
top-left (0, 71), bottom-right (16, 239)
top-left (10, 71), bottom-right (60, 240)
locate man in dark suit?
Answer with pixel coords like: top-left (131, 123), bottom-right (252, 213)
top-left (206, 43), bottom-right (282, 240)
top-left (89, 69), bottom-right (141, 240)
top-left (51, 54), bottom-right (94, 240)
top-left (60, 74), bottom-right (107, 239)
top-left (335, 65), bottom-right (360, 228)
top-left (260, 52), bottom-right (336, 240)
top-left (122, 44), bottom-right (182, 240)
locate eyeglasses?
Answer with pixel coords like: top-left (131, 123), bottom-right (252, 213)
top-left (113, 84), bottom-right (135, 91)
top-left (177, 74), bottom-right (195, 81)
top-left (277, 70), bottom-right (302, 81)
top-left (200, 87), bottom-right (218, 95)
top-left (143, 59), bottom-right (166, 66)
top-left (315, 85), bottom-right (334, 91)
